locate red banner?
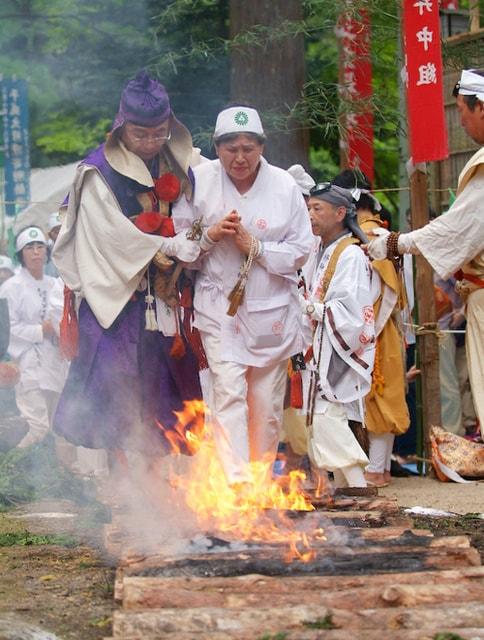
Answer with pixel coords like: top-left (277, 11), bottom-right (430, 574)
top-left (403, 0), bottom-right (448, 163)
top-left (337, 7), bottom-right (374, 182)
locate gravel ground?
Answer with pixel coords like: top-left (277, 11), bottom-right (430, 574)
top-left (380, 474), bottom-right (484, 514)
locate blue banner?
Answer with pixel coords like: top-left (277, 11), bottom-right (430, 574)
top-left (1, 79), bottom-right (30, 217)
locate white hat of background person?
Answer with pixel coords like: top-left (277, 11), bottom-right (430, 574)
top-left (48, 212), bottom-right (62, 231)
top-left (15, 227), bottom-right (47, 252)
top-left (214, 106), bottom-right (264, 139)
top-left (458, 69), bottom-right (484, 102)
top-left (287, 164), bottom-right (316, 196)
top-left (0, 255), bottom-right (14, 273)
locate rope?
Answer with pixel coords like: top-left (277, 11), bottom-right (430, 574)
top-left (0, 186), bottom-right (459, 207)
top-left (0, 199), bottom-right (63, 206)
top-left (404, 321), bottom-right (466, 336)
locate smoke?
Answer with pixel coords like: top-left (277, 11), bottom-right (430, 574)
top-left (101, 443), bottom-right (201, 558)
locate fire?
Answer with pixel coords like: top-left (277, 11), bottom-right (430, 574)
top-left (158, 400), bottom-right (323, 562)
top-left (156, 399), bottom-right (206, 456)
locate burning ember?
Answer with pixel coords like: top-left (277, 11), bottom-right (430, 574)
top-left (158, 401), bottom-right (324, 563)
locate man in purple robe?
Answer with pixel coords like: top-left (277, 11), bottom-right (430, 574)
top-left (52, 70), bottom-right (203, 459)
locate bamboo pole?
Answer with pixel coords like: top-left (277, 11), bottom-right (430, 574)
top-left (469, 1), bottom-right (480, 32)
top-left (409, 167), bottom-right (441, 469)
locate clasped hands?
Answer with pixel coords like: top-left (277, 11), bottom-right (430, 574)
top-left (207, 210), bottom-right (254, 256)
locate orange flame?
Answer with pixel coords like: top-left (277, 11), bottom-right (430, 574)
top-left (156, 399), bottom-right (206, 456)
top-left (158, 400), bottom-right (323, 562)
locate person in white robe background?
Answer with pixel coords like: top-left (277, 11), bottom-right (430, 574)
top-left (300, 183), bottom-right (375, 488)
top-left (45, 212), bottom-right (62, 277)
top-left (0, 227), bottom-right (68, 448)
top-left (173, 105), bottom-right (314, 487)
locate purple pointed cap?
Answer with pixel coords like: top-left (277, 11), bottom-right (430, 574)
top-left (112, 70), bottom-right (171, 131)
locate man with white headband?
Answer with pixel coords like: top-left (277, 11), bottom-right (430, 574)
top-left (173, 105), bottom-right (313, 487)
top-left (366, 68), bottom-right (484, 439)
top-left (0, 226), bottom-right (68, 448)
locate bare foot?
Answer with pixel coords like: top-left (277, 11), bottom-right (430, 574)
top-left (364, 471), bottom-right (389, 487)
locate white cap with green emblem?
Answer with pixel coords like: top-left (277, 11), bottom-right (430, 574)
top-left (214, 106), bottom-right (264, 138)
top-left (15, 227), bottom-right (47, 252)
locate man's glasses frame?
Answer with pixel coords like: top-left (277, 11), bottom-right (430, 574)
top-left (128, 130), bottom-right (172, 143)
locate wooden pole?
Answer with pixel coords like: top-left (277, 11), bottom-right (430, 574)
top-left (409, 167), bottom-right (441, 468)
top-left (469, 1), bottom-right (480, 33)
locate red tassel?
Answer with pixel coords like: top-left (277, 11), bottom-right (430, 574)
top-left (181, 303), bottom-right (208, 371)
top-left (180, 283), bottom-right (192, 309)
top-left (170, 313), bottom-right (186, 359)
top-left (154, 173), bottom-right (181, 202)
top-left (135, 211), bottom-right (163, 234)
top-left (159, 216), bottom-right (175, 238)
top-left (59, 286), bottom-right (79, 361)
top-left (290, 370), bottom-right (303, 409)
top-left (188, 327), bottom-right (208, 370)
top-left (170, 333), bottom-right (186, 359)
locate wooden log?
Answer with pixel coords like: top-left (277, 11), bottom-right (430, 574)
top-left (333, 486), bottom-right (378, 497)
top-left (117, 564), bottom-right (484, 590)
top-left (115, 564), bottom-right (484, 603)
top-left (118, 545), bottom-right (480, 579)
top-left (118, 534), bottom-right (473, 606)
top-left (112, 527), bottom-right (446, 576)
top-left (112, 603), bottom-right (484, 635)
top-left (307, 512), bottom-right (413, 528)
top-left (348, 526), bottom-right (434, 540)
top-left (311, 496), bottom-right (400, 513)
top-left (104, 629), bottom-right (484, 640)
top-left (122, 575), bottom-right (484, 611)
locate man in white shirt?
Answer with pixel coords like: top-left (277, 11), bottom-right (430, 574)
top-left (367, 68), bottom-right (484, 439)
top-left (173, 105), bottom-right (313, 486)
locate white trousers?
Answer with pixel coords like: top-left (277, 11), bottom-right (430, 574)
top-left (200, 331), bottom-right (288, 484)
top-left (16, 387), bottom-right (59, 448)
top-left (307, 402), bottom-right (368, 488)
top-left (455, 344), bottom-right (477, 429)
top-left (466, 290), bottom-right (484, 438)
top-left (366, 432), bottom-right (395, 473)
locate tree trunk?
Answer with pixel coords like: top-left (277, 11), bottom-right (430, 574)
top-left (229, 0), bottom-right (308, 167)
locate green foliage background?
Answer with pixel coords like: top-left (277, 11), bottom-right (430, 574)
top-left (0, 0), bottom-right (482, 197)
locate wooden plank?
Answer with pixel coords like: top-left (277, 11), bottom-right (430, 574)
top-left (115, 565), bottom-right (484, 602)
top-left (115, 546), bottom-right (481, 579)
top-left (111, 603), bottom-right (484, 636)
top-left (105, 629), bottom-right (484, 640)
top-left (311, 496), bottom-right (400, 512)
top-left (121, 576), bottom-right (484, 611)
top-left (344, 526), bottom-right (433, 540)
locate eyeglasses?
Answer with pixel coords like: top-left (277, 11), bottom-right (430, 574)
top-left (452, 81), bottom-right (461, 98)
top-left (128, 130), bottom-right (172, 143)
top-left (309, 182), bottom-right (332, 197)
